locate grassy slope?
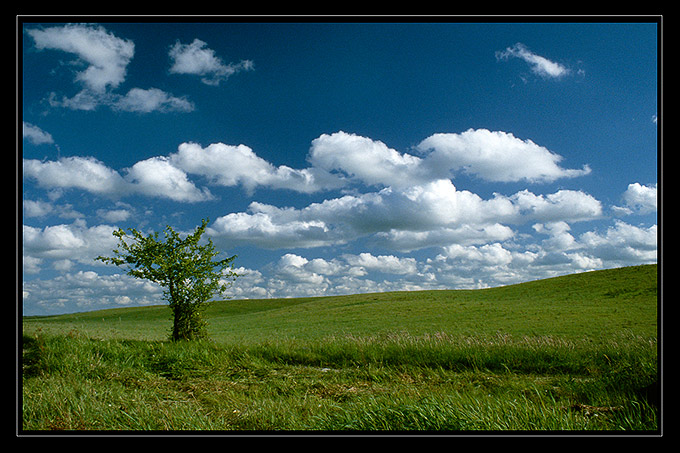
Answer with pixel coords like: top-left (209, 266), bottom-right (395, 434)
top-left (23, 264), bottom-right (658, 344)
top-left (21, 264), bottom-right (660, 431)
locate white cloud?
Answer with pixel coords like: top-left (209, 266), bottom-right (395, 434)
top-left (343, 253), bottom-right (418, 275)
top-left (113, 88), bottom-right (195, 113)
top-left (496, 43), bottom-right (570, 79)
top-left (96, 208), bottom-right (131, 222)
top-left (27, 24), bottom-right (134, 92)
top-left (47, 87), bottom-right (193, 113)
top-left (170, 142), bottom-right (339, 194)
top-left (374, 224), bottom-right (515, 252)
top-left (23, 223), bottom-right (83, 253)
top-left (24, 217), bottom-right (658, 312)
top-left (442, 243), bottom-right (513, 266)
top-left (124, 156), bottom-right (213, 202)
top-left (532, 221), bottom-right (577, 252)
top-left (23, 122), bottom-right (54, 145)
top-left (208, 208), bottom-right (331, 249)
top-left (614, 183), bottom-right (657, 215)
top-left (25, 127), bottom-right (640, 308)
top-left (23, 270), bottom-right (163, 315)
top-left (23, 256), bottom-right (43, 275)
top-left (308, 129), bottom-right (591, 187)
top-left (306, 258), bottom-right (348, 276)
top-left (529, 220), bottom-right (657, 270)
top-left (260, 252), bottom-right (428, 299)
top-left (579, 220), bottom-right (657, 265)
top-left (309, 131), bottom-right (426, 188)
top-left (26, 24), bottom-right (193, 113)
top-left (23, 156), bottom-right (128, 196)
top-left (275, 253), bottom-right (327, 285)
top-left (418, 129), bottom-right (591, 183)
top-left (24, 129), bottom-right (592, 203)
top-left (510, 189), bottom-right (602, 223)
top-left (23, 199), bottom-right (84, 219)
top-left (565, 253), bottom-right (603, 270)
top-left (227, 267), bottom-right (270, 299)
top-left (169, 39), bottom-right (254, 86)
top-left (170, 130), bottom-right (591, 195)
top-left (23, 200), bottom-right (54, 218)
top-left (426, 221), bottom-right (655, 289)
top-left (23, 220), bottom-right (119, 265)
top-left (23, 156), bottom-right (211, 202)
top-left (395, 179), bottom-right (517, 226)
top-left (207, 178), bottom-right (602, 253)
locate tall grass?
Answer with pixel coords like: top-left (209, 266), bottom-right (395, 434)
top-left (21, 331), bottom-right (658, 431)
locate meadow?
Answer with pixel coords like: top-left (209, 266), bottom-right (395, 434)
top-left (21, 264), bottom-right (659, 433)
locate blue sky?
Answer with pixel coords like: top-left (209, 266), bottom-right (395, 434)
top-left (21, 19), bottom-right (659, 315)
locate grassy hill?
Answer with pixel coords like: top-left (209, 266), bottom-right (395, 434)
top-left (21, 265), bottom-right (659, 432)
top-left (23, 264), bottom-right (658, 344)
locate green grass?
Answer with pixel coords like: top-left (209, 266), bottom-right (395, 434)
top-left (21, 264), bottom-right (659, 432)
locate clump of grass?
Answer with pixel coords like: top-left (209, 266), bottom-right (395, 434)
top-left (21, 331), bottom-right (658, 432)
top-left (246, 331), bottom-right (656, 378)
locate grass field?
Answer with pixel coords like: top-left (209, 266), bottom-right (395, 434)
top-left (21, 264), bottom-right (660, 433)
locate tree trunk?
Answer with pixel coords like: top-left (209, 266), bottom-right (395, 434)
top-left (168, 278), bottom-right (205, 341)
top-left (172, 306), bottom-right (182, 341)
top-left (168, 279), bottom-right (183, 341)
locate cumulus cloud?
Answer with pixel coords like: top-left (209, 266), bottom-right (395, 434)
top-left (307, 130), bottom-right (590, 188)
top-left (613, 183), bottom-right (657, 215)
top-left (260, 252), bottom-right (431, 299)
top-left (207, 178), bottom-right (602, 252)
top-left (343, 253), bottom-right (418, 275)
top-left (23, 216), bottom-right (657, 312)
top-left (113, 88), bottom-right (194, 113)
top-left (23, 122), bottom-right (54, 145)
top-left (579, 220), bottom-right (657, 265)
top-left (374, 224), bottom-right (516, 252)
top-left (23, 125), bottom-right (609, 303)
top-left (25, 127), bottom-right (645, 308)
top-left (275, 254), bottom-right (327, 285)
top-left (26, 24), bottom-right (192, 113)
top-left (96, 208), bottom-right (131, 223)
top-left (124, 156), bottom-right (213, 202)
top-left (23, 199), bottom-right (84, 219)
top-left (425, 221), bottom-right (655, 289)
top-left (237, 217), bottom-right (654, 298)
top-left (22, 270), bottom-right (163, 315)
top-left (496, 43), bottom-right (570, 79)
top-left (23, 156), bottom-right (128, 196)
top-left (208, 206), bottom-right (331, 249)
top-left (442, 243), bottom-right (514, 266)
top-left (23, 156), bottom-right (212, 202)
top-left (23, 200), bottom-right (54, 218)
top-left (24, 129), bottom-right (592, 203)
top-left (417, 129), bottom-right (590, 183)
top-left (23, 220), bottom-right (119, 266)
top-left (27, 24), bottom-right (134, 93)
top-left (227, 267), bottom-right (270, 299)
top-left (510, 189), bottom-right (602, 223)
top-left (169, 38), bottom-right (254, 86)
top-left (532, 221), bottom-right (577, 252)
top-left (309, 131), bottom-right (426, 188)
top-left (170, 142), bottom-right (340, 194)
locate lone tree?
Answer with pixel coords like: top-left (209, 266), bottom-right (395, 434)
top-left (96, 219), bottom-right (237, 341)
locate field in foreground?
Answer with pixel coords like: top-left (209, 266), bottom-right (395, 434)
top-left (21, 265), bottom-right (659, 432)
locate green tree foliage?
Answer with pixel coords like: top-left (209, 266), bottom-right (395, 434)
top-left (96, 219), bottom-right (237, 341)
